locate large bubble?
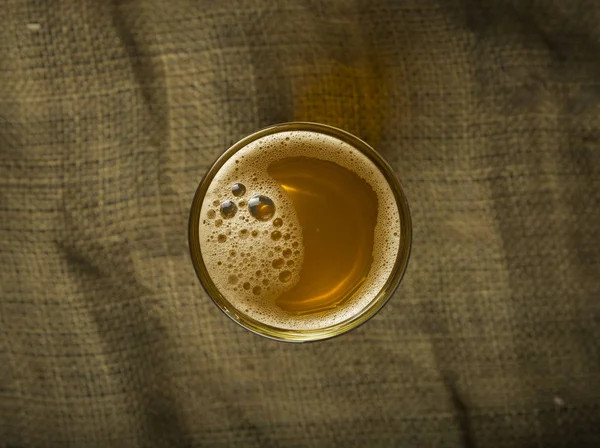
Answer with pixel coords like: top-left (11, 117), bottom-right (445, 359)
top-left (248, 195), bottom-right (275, 221)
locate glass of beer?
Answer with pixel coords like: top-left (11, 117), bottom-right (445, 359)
top-left (189, 122), bottom-right (411, 342)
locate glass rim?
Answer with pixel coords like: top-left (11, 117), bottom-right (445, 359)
top-left (189, 122), bottom-right (412, 342)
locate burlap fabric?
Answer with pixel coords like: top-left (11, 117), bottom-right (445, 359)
top-left (1, 0), bottom-right (599, 446)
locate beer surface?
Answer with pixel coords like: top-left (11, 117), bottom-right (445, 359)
top-left (198, 130), bottom-right (401, 330)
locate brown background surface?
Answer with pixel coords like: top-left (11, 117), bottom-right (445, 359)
top-left (1, 0), bottom-right (599, 447)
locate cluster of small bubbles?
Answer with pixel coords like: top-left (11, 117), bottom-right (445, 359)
top-left (202, 184), bottom-right (293, 298)
top-left (220, 200), bottom-right (237, 219)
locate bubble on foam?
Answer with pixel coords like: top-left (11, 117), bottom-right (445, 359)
top-left (249, 195), bottom-right (275, 221)
top-left (232, 183), bottom-right (246, 197)
top-left (220, 200), bottom-right (237, 219)
top-left (278, 270), bottom-right (292, 283)
top-left (198, 130), bottom-right (401, 331)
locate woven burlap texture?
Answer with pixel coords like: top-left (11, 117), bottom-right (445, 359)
top-left (1, 0), bottom-right (599, 447)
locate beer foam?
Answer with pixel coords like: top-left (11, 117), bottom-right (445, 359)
top-left (199, 130), bottom-right (401, 330)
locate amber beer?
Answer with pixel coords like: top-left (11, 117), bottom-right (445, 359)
top-left (189, 123), bottom-right (411, 341)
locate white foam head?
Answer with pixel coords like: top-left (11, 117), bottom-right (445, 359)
top-left (198, 130), bottom-right (401, 330)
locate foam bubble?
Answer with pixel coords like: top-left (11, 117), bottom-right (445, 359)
top-left (198, 130), bottom-right (401, 331)
top-left (248, 195), bottom-right (276, 221)
top-left (232, 183), bottom-right (246, 197)
top-left (279, 270), bottom-right (292, 283)
top-left (220, 200), bottom-right (237, 219)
